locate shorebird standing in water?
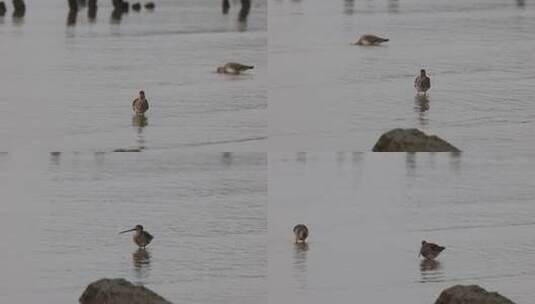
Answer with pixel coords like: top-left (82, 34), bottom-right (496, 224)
top-left (293, 224), bottom-right (309, 243)
top-left (414, 69), bottom-right (431, 95)
top-left (132, 90), bottom-right (149, 115)
top-left (216, 62), bottom-right (254, 75)
top-left (354, 34), bottom-right (389, 46)
top-left (120, 225), bottom-right (154, 248)
top-left (419, 240), bottom-right (445, 260)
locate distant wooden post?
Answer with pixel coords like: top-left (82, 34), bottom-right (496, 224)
top-left (238, 0), bottom-right (250, 21)
top-left (121, 1), bottom-right (129, 12)
top-left (0, 2), bottom-right (7, 16)
top-left (222, 0), bottom-right (230, 14)
top-left (68, 0), bottom-right (78, 11)
top-left (111, 0), bottom-right (121, 9)
top-left (111, 0), bottom-right (128, 12)
top-left (88, 0), bottom-right (97, 20)
top-left (67, 9), bottom-right (77, 25)
top-left (12, 0), bottom-right (25, 17)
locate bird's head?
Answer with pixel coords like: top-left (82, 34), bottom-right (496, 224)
top-left (120, 224), bottom-right (144, 234)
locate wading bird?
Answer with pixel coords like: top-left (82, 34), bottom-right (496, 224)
top-left (216, 62), bottom-right (254, 75)
top-left (419, 240), bottom-right (445, 260)
top-left (414, 69), bottom-right (431, 95)
top-left (132, 90), bottom-right (149, 115)
top-left (120, 225), bottom-right (154, 248)
top-left (293, 224), bottom-right (309, 243)
top-left (354, 34), bottom-right (389, 46)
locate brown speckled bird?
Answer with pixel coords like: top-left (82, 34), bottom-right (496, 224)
top-left (120, 225), bottom-right (154, 248)
top-left (293, 224), bottom-right (309, 243)
top-left (216, 62), bottom-right (254, 75)
top-left (414, 69), bottom-right (431, 94)
top-left (354, 34), bottom-right (389, 46)
top-left (132, 91), bottom-right (149, 115)
top-left (419, 240), bottom-right (445, 260)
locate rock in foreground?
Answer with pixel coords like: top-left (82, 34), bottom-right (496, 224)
top-left (79, 278), bottom-right (172, 304)
top-left (372, 128), bottom-right (460, 152)
top-left (435, 285), bottom-right (515, 304)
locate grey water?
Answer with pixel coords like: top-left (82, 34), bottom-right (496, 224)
top-left (269, 152), bottom-right (535, 303)
top-left (0, 152), bottom-right (267, 303)
top-left (269, 0), bottom-right (535, 152)
top-left (0, 0), bottom-right (266, 153)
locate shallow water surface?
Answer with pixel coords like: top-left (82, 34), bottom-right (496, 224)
top-left (0, 0), bottom-right (267, 152)
top-left (269, 152), bottom-right (535, 303)
top-left (269, 0), bottom-right (535, 151)
top-left (0, 152), bottom-right (267, 303)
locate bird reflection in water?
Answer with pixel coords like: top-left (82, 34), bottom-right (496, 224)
top-left (344, 0), bottom-right (354, 15)
top-left (406, 152), bottom-right (416, 169)
top-left (352, 152), bottom-right (363, 163)
top-left (419, 259), bottom-right (444, 283)
top-left (67, 10), bottom-right (77, 26)
top-left (222, 0), bottom-right (230, 14)
top-left (132, 115), bottom-right (148, 150)
top-left (293, 242), bottom-right (309, 289)
top-left (414, 94), bottom-right (430, 127)
top-left (110, 9), bottom-right (123, 24)
top-left (296, 152), bottom-right (306, 163)
top-left (88, 0), bottom-right (97, 23)
top-left (133, 248), bottom-right (151, 281)
top-left (237, 0), bottom-right (250, 31)
top-left (449, 152), bottom-right (462, 173)
top-left (49, 152), bottom-right (61, 167)
top-left (388, 0), bottom-right (399, 13)
top-left (222, 152), bottom-right (233, 165)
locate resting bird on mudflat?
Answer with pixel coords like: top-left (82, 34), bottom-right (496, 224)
top-left (216, 62), bottom-right (254, 75)
top-left (120, 225), bottom-right (154, 248)
top-left (354, 34), bottom-right (389, 46)
top-left (293, 224), bottom-right (309, 243)
top-left (132, 90), bottom-right (149, 115)
top-left (414, 69), bottom-right (431, 94)
top-left (419, 240), bottom-right (445, 260)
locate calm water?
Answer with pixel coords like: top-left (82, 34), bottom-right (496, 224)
top-left (269, 152), bottom-right (535, 303)
top-left (269, 0), bottom-right (535, 151)
top-left (0, 152), bottom-right (267, 303)
top-left (0, 0), bottom-right (266, 152)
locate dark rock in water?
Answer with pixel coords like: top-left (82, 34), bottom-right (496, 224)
top-left (114, 148), bottom-right (141, 152)
top-left (144, 2), bottom-right (154, 10)
top-left (435, 285), bottom-right (515, 304)
top-left (132, 2), bottom-right (141, 11)
top-left (12, 0), bottom-right (25, 17)
top-left (0, 2), bottom-right (7, 16)
top-left (372, 128), bottom-right (460, 152)
top-left (79, 278), bottom-right (172, 304)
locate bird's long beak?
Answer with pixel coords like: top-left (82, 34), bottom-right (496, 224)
top-left (119, 228), bottom-right (136, 234)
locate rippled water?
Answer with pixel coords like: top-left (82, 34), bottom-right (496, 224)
top-left (0, 152), bottom-right (267, 303)
top-left (0, 0), bottom-right (266, 152)
top-left (269, 0), bottom-right (535, 151)
top-left (269, 152), bottom-right (535, 303)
